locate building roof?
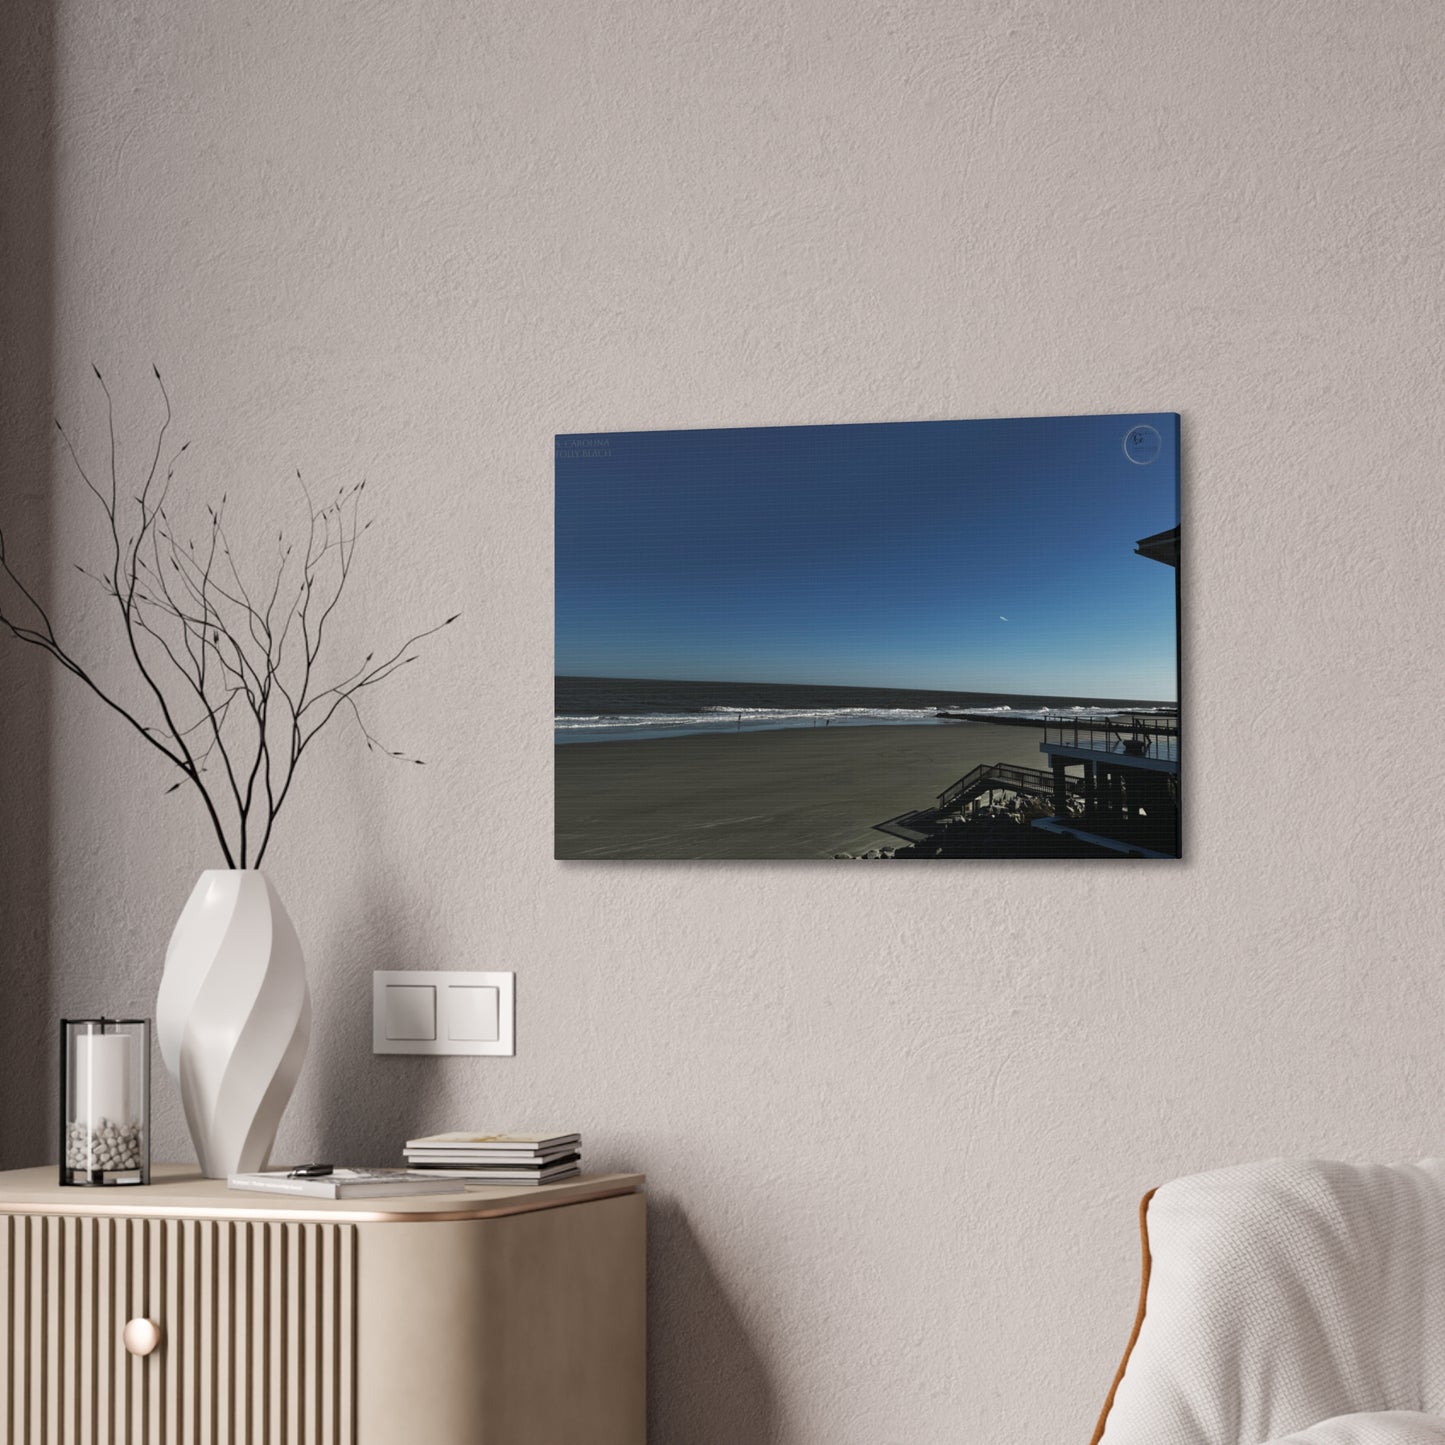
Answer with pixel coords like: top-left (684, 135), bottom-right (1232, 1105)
top-left (1135, 525), bottom-right (1179, 568)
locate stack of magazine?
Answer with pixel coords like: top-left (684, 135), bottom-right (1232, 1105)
top-left (402, 1132), bottom-right (582, 1186)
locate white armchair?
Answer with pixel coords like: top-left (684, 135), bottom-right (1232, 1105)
top-left (1092, 1158), bottom-right (1445, 1445)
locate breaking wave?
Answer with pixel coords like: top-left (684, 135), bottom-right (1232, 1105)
top-left (555, 701), bottom-right (1174, 743)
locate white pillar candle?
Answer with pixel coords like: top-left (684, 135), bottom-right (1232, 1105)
top-left (73, 1033), bottom-right (132, 1128)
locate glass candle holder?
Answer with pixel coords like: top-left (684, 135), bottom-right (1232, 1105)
top-left (60, 1019), bottom-right (151, 1186)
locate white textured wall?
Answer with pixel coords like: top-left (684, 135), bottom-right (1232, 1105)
top-left (3, 1), bottom-right (1445, 1440)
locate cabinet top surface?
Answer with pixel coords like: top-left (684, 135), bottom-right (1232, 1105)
top-left (0, 1164), bottom-right (644, 1224)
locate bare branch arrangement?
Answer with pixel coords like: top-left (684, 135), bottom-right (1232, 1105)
top-left (0, 367), bottom-right (457, 868)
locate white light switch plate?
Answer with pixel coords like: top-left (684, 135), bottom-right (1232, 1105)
top-left (372, 971), bottom-right (515, 1056)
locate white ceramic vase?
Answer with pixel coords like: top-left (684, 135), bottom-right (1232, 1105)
top-left (157, 870), bottom-right (311, 1179)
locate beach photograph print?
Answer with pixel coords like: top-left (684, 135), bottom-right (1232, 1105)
top-left (555, 413), bottom-right (1180, 861)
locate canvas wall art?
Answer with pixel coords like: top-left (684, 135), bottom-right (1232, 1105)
top-left (555, 414), bottom-right (1180, 860)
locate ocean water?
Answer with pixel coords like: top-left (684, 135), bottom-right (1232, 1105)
top-left (555, 677), bottom-right (1173, 744)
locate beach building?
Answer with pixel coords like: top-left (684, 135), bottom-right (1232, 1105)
top-left (1031, 524), bottom-right (1180, 858)
top-left (1134, 525), bottom-right (1179, 567)
top-left (868, 522), bottom-right (1180, 859)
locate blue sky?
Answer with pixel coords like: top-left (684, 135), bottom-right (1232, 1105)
top-left (555, 413), bottom-right (1178, 701)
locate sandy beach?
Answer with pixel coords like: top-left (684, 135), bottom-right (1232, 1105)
top-left (555, 722), bottom-right (1055, 860)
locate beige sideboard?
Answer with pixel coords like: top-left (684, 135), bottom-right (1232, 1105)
top-left (0, 1164), bottom-right (646, 1444)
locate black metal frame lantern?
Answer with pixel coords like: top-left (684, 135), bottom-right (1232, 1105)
top-left (59, 1019), bottom-right (151, 1186)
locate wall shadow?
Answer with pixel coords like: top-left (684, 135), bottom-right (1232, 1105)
top-left (648, 1199), bottom-right (777, 1444)
top-left (0, 0), bottom-right (55, 1168)
top-left (301, 856), bottom-right (451, 1164)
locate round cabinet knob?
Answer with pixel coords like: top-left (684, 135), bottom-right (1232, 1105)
top-left (123, 1318), bottom-right (161, 1357)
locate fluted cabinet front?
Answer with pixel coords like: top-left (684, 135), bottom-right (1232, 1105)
top-left (0, 1213), bottom-right (356, 1444)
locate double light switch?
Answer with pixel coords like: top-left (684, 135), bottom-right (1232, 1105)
top-left (372, 970), bottom-right (515, 1056)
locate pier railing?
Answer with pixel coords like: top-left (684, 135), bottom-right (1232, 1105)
top-left (937, 761), bottom-right (1071, 811)
top-left (1042, 712), bottom-right (1179, 763)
